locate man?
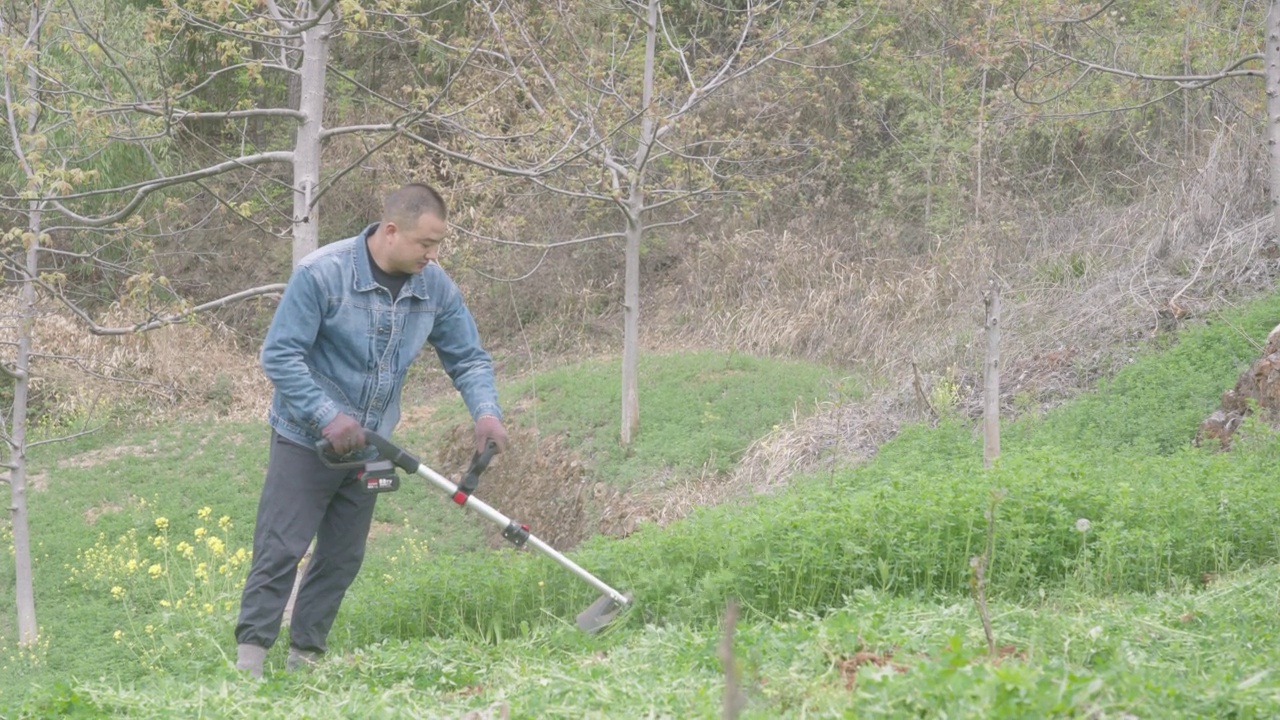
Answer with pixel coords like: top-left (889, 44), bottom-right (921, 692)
top-left (234, 183), bottom-right (508, 678)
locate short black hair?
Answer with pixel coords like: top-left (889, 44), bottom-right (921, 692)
top-left (383, 183), bottom-right (448, 227)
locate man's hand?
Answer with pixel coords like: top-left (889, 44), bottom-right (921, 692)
top-left (322, 413), bottom-right (366, 455)
top-left (475, 415), bottom-right (508, 454)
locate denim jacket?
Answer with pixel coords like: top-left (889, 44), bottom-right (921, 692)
top-left (262, 224), bottom-right (502, 448)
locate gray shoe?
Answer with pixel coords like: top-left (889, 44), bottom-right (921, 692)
top-left (235, 643), bottom-right (267, 679)
top-left (286, 647), bottom-right (321, 673)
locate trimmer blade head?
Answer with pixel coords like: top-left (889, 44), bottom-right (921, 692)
top-left (575, 593), bottom-right (632, 633)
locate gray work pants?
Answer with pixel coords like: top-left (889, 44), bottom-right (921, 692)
top-left (234, 431), bottom-right (378, 654)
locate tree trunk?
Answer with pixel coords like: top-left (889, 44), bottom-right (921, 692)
top-left (621, 207), bottom-right (641, 446)
top-left (10, 202), bottom-right (41, 648)
top-left (983, 278), bottom-right (1001, 468)
top-left (1267, 0), bottom-right (1280, 241)
top-left (291, 11), bottom-right (332, 266)
top-left (619, 0), bottom-right (659, 446)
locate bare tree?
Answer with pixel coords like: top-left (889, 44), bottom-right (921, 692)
top-left (385, 0), bottom-right (866, 444)
top-left (1015, 1), bottom-right (1276, 237)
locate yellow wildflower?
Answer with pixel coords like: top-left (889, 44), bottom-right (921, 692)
top-left (207, 536), bottom-right (225, 555)
top-left (113, 630), bottom-right (123, 642)
top-left (197, 507), bottom-right (212, 520)
top-left (195, 562), bottom-right (209, 580)
top-left (159, 600), bottom-right (170, 608)
top-left (154, 517), bottom-right (169, 531)
top-left (144, 625), bottom-right (154, 635)
top-left (110, 586), bottom-right (125, 600)
top-left (203, 603), bottom-right (214, 615)
top-left (152, 536), bottom-right (167, 549)
top-left (194, 527), bottom-right (207, 540)
top-left (218, 516), bottom-right (232, 531)
top-left (148, 563), bottom-right (163, 578)
top-left (125, 559), bottom-right (138, 573)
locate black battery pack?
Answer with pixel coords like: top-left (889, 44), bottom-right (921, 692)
top-left (357, 459), bottom-right (400, 493)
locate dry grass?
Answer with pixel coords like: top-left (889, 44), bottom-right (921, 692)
top-left (0, 295), bottom-right (269, 430)
top-left (637, 124), bottom-right (1279, 492)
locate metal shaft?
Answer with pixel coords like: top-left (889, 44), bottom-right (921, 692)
top-left (412, 464), bottom-right (630, 606)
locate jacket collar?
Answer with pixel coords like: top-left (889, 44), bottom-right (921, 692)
top-left (352, 223), bottom-right (432, 300)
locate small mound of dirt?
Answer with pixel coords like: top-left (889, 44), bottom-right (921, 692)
top-left (1197, 322), bottom-right (1280, 448)
top-left (434, 424), bottom-right (643, 549)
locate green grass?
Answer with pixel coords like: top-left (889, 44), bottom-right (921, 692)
top-left (8, 566), bottom-right (1280, 717)
top-left (1, 420), bottom-right (486, 688)
top-left (500, 350), bottom-right (848, 488)
top-left (2, 295), bottom-right (1280, 716)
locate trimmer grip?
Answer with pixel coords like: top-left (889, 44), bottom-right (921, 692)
top-left (314, 437), bottom-right (370, 469)
top-left (315, 431), bottom-right (421, 473)
top-left (365, 432), bottom-right (421, 473)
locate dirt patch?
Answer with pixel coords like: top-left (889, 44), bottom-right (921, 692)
top-left (84, 501), bottom-right (123, 525)
top-left (431, 392), bottom-right (907, 550)
top-left (434, 424), bottom-right (628, 549)
top-left (837, 642), bottom-right (1027, 690)
top-left (1197, 322), bottom-right (1280, 447)
top-left (61, 440), bottom-right (162, 469)
top-left (366, 520), bottom-right (399, 542)
top-left (0, 470), bottom-right (48, 492)
top-left (839, 651), bottom-right (909, 689)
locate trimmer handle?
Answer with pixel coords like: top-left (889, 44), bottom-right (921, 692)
top-left (315, 430), bottom-right (422, 473)
top-left (458, 440), bottom-right (499, 496)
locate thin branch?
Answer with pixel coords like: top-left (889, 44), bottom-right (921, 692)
top-left (313, 131), bottom-right (403, 207)
top-left (1028, 42), bottom-right (1263, 89)
top-left (452, 225), bottom-right (625, 248)
top-left (478, 0), bottom-right (545, 114)
top-left (1012, 60), bottom-right (1094, 106)
top-left (0, 257), bottom-right (287, 336)
top-left (471, 247), bottom-right (552, 283)
top-left (28, 151), bottom-right (294, 226)
top-left (1048, 0), bottom-right (1118, 24)
top-left (27, 426), bottom-right (103, 450)
top-left (264, 0), bottom-right (299, 34)
top-left (86, 283), bottom-right (289, 335)
top-left (1044, 89), bottom-right (1189, 118)
top-left (176, 61), bottom-right (299, 102)
top-left (0, 343), bottom-right (175, 391)
top-left (526, 175), bottom-right (613, 203)
top-left (452, 212), bottom-right (699, 250)
top-left (641, 188), bottom-right (710, 213)
top-left (0, 362), bottom-right (26, 380)
top-left (138, 106), bottom-right (307, 122)
top-left (26, 351), bottom-right (174, 391)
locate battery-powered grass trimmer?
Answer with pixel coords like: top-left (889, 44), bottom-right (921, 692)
top-left (317, 430), bottom-right (632, 633)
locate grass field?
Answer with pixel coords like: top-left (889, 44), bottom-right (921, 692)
top-left (2, 297), bottom-right (1280, 718)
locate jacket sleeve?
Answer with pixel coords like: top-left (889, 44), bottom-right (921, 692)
top-left (428, 283), bottom-right (502, 421)
top-left (260, 266), bottom-right (341, 432)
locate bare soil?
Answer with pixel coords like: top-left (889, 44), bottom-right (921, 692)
top-left (1198, 322), bottom-right (1280, 447)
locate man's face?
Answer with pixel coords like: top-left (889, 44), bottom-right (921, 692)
top-left (385, 212), bottom-right (447, 274)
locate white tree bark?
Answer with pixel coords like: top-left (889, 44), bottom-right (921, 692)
top-left (1266, 0), bottom-right (1280, 241)
top-left (10, 202), bottom-right (41, 648)
top-left (291, 8), bottom-right (333, 265)
top-left (983, 278), bottom-right (1001, 469)
top-left (620, 0), bottom-right (659, 446)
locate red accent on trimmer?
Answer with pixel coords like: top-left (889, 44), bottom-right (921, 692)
top-left (452, 491), bottom-right (468, 505)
